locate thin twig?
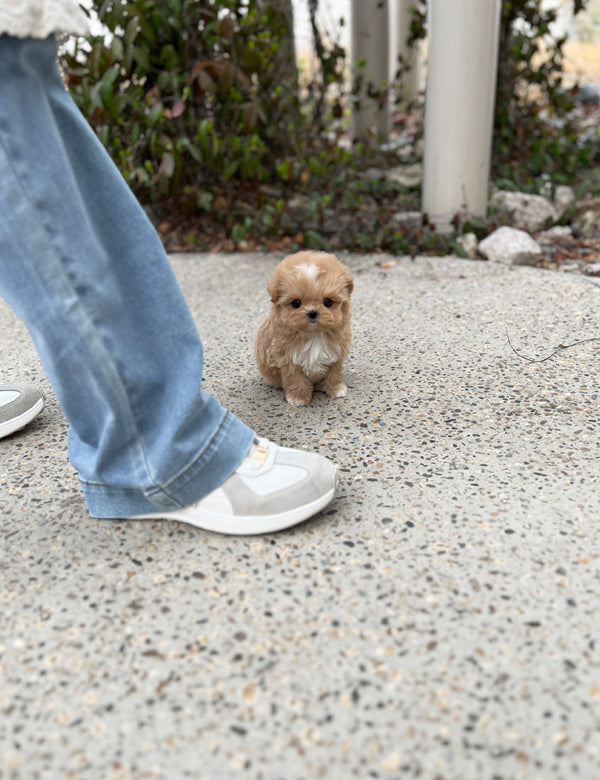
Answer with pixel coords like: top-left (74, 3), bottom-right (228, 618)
top-left (505, 327), bottom-right (600, 364)
top-left (308, 0), bottom-right (327, 125)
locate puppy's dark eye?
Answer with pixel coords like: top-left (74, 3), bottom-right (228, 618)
top-left (323, 298), bottom-right (333, 308)
top-left (291, 299), bottom-right (302, 309)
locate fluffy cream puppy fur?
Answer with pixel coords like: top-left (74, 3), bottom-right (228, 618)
top-left (255, 250), bottom-right (353, 406)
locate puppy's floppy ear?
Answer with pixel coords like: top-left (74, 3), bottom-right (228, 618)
top-left (267, 265), bottom-right (284, 303)
top-left (343, 267), bottom-right (354, 297)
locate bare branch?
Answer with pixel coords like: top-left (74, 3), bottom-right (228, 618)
top-left (506, 327), bottom-right (600, 363)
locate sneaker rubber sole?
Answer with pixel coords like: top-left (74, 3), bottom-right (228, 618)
top-left (129, 467), bottom-right (339, 535)
top-left (0, 395), bottom-right (45, 439)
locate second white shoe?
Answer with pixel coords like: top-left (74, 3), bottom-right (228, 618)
top-left (0, 382), bottom-right (45, 439)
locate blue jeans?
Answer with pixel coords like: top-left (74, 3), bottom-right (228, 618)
top-left (0, 35), bottom-right (255, 517)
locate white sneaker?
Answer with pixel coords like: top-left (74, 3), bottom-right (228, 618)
top-left (0, 383), bottom-right (45, 439)
top-left (128, 438), bottom-right (339, 535)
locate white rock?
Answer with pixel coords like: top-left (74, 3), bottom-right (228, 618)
top-left (559, 262), bottom-right (582, 273)
top-left (386, 163), bottom-right (422, 188)
top-left (457, 232), bottom-right (478, 259)
top-left (575, 210), bottom-right (600, 238)
top-left (478, 226), bottom-right (542, 266)
top-left (554, 185), bottom-right (575, 217)
top-left (490, 190), bottom-right (557, 233)
top-left (539, 180), bottom-right (553, 200)
top-left (536, 226), bottom-right (572, 243)
top-left (391, 211), bottom-right (422, 231)
top-left (362, 168), bottom-right (385, 180)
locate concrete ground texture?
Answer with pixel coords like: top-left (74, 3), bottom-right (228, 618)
top-left (1, 251), bottom-right (600, 780)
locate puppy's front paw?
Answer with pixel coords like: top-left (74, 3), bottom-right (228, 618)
top-left (286, 394), bottom-right (310, 407)
top-left (327, 383), bottom-right (347, 399)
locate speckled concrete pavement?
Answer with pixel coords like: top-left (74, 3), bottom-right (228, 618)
top-left (1, 252), bottom-right (600, 780)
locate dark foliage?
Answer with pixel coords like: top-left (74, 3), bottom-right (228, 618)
top-left (493, 0), bottom-right (596, 188)
top-left (60, 1), bottom-right (599, 253)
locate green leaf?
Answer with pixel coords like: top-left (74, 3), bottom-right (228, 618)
top-left (223, 159), bottom-right (239, 180)
top-left (101, 64), bottom-right (120, 86)
top-left (124, 17), bottom-right (139, 48)
top-left (132, 46), bottom-right (151, 71)
top-left (197, 190), bottom-right (214, 211)
top-left (111, 37), bottom-right (124, 61)
top-left (158, 151), bottom-right (175, 179)
top-left (147, 102), bottom-right (163, 127)
top-left (160, 44), bottom-right (179, 71)
top-left (139, 19), bottom-right (156, 45)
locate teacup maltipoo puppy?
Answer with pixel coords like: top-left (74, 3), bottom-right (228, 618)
top-left (255, 250), bottom-right (353, 406)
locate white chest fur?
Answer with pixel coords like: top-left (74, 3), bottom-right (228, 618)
top-left (292, 333), bottom-right (340, 377)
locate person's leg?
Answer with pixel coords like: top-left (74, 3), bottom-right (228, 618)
top-left (0, 35), bottom-right (255, 517)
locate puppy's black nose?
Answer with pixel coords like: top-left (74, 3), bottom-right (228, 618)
top-left (307, 309), bottom-right (318, 320)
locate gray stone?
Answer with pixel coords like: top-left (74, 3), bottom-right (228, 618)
top-left (574, 209), bottom-right (600, 238)
top-left (457, 231), bottom-right (478, 259)
top-left (554, 185), bottom-right (576, 217)
top-left (362, 167), bottom-right (385, 180)
top-left (536, 225), bottom-right (573, 243)
top-left (539, 180), bottom-right (553, 200)
top-left (478, 225), bottom-right (542, 266)
top-left (391, 210), bottom-right (422, 231)
top-left (385, 163), bottom-right (422, 188)
top-left (490, 189), bottom-right (557, 232)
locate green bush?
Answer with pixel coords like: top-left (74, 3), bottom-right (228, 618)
top-left (62, 1), bottom-right (599, 252)
top-left (61, 0), bottom-right (422, 252)
top-left (62, 0), bottom-right (306, 203)
top-left (492, 0), bottom-right (596, 187)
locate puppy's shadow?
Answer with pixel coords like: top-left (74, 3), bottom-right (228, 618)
top-left (237, 368), bottom-right (368, 417)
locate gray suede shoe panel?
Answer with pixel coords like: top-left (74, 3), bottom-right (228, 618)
top-left (0, 383), bottom-right (44, 419)
top-left (0, 382), bottom-right (45, 438)
top-left (222, 466), bottom-right (336, 517)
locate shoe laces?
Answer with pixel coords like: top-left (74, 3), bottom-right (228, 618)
top-left (247, 439), bottom-right (269, 470)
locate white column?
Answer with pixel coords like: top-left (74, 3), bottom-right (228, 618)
top-left (392, 0), bottom-right (421, 103)
top-left (422, 0), bottom-right (501, 234)
top-left (351, 0), bottom-right (390, 140)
